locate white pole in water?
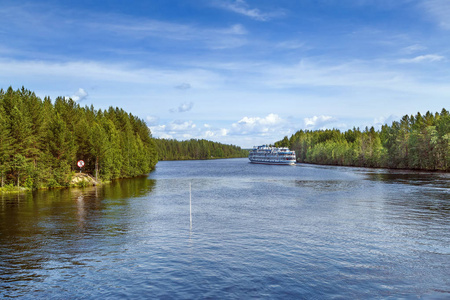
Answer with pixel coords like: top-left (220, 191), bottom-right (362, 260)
top-left (189, 182), bottom-right (192, 229)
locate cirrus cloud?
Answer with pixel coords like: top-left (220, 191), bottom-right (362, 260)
top-left (213, 0), bottom-right (274, 21)
top-left (398, 54), bottom-right (445, 63)
top-left (421, 0), bottom-right (450, 30)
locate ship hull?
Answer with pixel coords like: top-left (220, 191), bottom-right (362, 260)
top-left (249, 159), bottom-right (296, 165)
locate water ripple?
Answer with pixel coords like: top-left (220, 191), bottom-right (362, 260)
top-left (1, 159), bottom-right (449, 298)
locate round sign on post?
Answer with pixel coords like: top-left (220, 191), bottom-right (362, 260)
top-left (77, 160), bottom-right (85, 172)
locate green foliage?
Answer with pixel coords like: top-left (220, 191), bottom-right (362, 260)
top-left (0, 86), bottom-right (158, 189)
top-left (0, 183), bottom-right (20, 193)
top-left (154, 138), bottom-right (248, 161)
top-left (276, 109), bottom-right (450, 171)
top-left (11, 154), bottom-right (27, 187)
top-left (0, 102), bottom-right (13, 187)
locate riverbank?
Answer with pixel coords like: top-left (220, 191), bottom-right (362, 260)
top-left (0, 172), bottom-right (101, 194)
top-left (276, 109), bottom-right (450, 172)
top-left (296, 161), bottom-right (450, 173)
top-left (0, 186), bottom-right (29, 194)
top-left (158, 156), bottom-right (247, 161)
top-left (70, 173), bottom-right (99, 187)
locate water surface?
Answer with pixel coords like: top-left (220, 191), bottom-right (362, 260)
top-left (1, 159), bottom-right (449, 298)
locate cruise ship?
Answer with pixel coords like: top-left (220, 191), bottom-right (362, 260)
top-left (248, 145), bottom-right (296, 165)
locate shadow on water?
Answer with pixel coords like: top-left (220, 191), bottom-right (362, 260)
top-left (365, 170), bottom-right (450, 188)
top-left (0, 177), bottom-right (155, 297)
top-left (1, 159), bottom-right (449, 299)
top-left (290, 165), bottom-right (450, 224)
top-left (293, 179), bottom-right (360, 192)
top-left (361, 169), bottom-right (450, 223)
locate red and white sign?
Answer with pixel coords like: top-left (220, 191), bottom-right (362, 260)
top-left (77, 160), bottom-right (85, 168)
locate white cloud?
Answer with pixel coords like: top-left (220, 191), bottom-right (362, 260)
top-left (0, 59), bottom-right (225, 91)
top-left (421, 0), bottom-right (450, 29)
top-left (373, 115), bottom-right (398, 128)
top-left (168, 120), bottom-right (196, 131)
top-left (150, 119), bottom-right (229, 141)
top-left (231, 113), bottom-right (285, 135)
top-left (250, 58), bottom-right (450, 102)
top-left (150, 114), bottom-right (289, 146)
top-left (204, 130), bottom-right (215, 138)
top-left (261, 60), bottom-right (396, 89)
top-left (65, 88), bottom-right (88, 102)
top-left (220, 128), bottom-right (229, 136)
top-left (146, 115), bottom-right (159, 126)
top-left (401, 44), bottom-right (427, 54)
top-left (156, 133), bottom-right (173, 139)
top-left (214, 0), bottom-right (269, 21)
top-left (0, 3), bottom-right (250, 60)
top-left (91, 13), bottom-right (248, 39)
top-left (150, 124), bottom-right (171, 139)
top-left (304, 115), bottom-right (335, 128)
top-left (92, 15), bottom-right (248, 50)
top-left (399, 54), bottom-right (445, 63)
top-left (201, 128), bottom-right (229, 139)
top-left (170, 102), bottom-right (194, 113)
top-left (150, 120), bottom-right (199, 140)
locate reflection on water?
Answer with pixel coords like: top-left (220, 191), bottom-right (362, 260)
top-left (293, 179), bottom-right (360, 192)
top-left (0, 177), bottom-right (155, 297)
top-left (1, 159), bottom-right (449, 299)
top-left (362, 169), bottom-right (450, 223)
top-left (365, 169), bottom-right (450, 189)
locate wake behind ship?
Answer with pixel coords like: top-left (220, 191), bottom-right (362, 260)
top-left (248, 145), bottom-right (296, 165)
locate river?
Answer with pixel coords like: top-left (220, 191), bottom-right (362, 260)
top-left (1, 158), bottom-right (449, 299)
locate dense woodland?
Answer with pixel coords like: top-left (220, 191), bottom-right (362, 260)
top-left (275, 109), bottom-right (450, 171)
top-left (2, 87), bottom-right (448, 191)
top-left (0, 87), bottom-right (158, 189)
top-left (154, 138), bottom-right (248, 160)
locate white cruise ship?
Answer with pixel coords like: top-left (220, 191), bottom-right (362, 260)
top-left (248, 145), bottom-right (296, 165)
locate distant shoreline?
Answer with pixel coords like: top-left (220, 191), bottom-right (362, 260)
top-left (295, 161), bottom-right (449, 173)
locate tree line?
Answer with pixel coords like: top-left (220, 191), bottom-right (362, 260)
top-left (275, 109), bottom-right (450, 171)
top-left (154, 138), bottom-right (248, 160)
top-left (0, 87), bottom-right (158, 189)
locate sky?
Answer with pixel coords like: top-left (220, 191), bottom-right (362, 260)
top-left (1, 0), bottom-right (449, 148)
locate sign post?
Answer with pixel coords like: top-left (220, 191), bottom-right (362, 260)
top-left (77, 160), bottom-right (85, 173)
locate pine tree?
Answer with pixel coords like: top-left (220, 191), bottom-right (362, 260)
top-left (0, 105), bottom-right (13, 187)
top-left (0, 87), bottom-right (159, 188)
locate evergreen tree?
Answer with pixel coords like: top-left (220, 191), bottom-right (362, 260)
top-left (11, 154), bottom-right (27, 187)
top-left (0, 105), bottom-right (13, 187)
top-left (0, 87), bottom-right (159, 189)
top-left (277, 109), bottom-right (450, 171)
top-left (154, 138), bottom-right (248, 161)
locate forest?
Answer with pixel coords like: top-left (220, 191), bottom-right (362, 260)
top-left (154, 138), bottom-right (248, 160)
top-left (275, 109), bottom-right (450, 171)
top-left (0, 87), bottom-right (158, 189)
top-left (2, 86), bottom-right (448, 192)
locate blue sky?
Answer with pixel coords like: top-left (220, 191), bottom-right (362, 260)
top-left (1, 0), bottom-right (449, 148)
